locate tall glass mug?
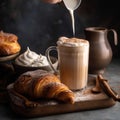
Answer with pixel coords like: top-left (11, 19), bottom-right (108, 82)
top-left (45, 37), bottom-right (89, 90)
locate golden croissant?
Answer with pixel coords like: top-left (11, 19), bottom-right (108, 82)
top-left (0, 31), bottom-right (21, 56)
top-left (14, 70), bottom-right (75, 104)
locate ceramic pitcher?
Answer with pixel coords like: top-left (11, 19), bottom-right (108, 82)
top-left (84, 27), bottom-right (118, 74)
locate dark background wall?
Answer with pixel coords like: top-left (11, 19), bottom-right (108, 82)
top-left (0, 0), bottom-right (120, 58)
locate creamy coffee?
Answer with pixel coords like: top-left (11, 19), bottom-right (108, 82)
top-left (46, 37), bottom-right (89, 90)
top-left (57, 37), bottom-right (89, 90)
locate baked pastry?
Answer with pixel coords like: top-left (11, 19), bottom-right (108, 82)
top-left (14, 70), bottom-right (75, 104)
top-left (0, 31), bottom-right (21, 56)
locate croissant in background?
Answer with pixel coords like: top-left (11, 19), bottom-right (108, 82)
top-left (0, 31), bottom-right (21, 56)
top-left (14, 70), bottom-right (75, 104)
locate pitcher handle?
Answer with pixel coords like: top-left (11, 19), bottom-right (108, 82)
top-left (45, 46), bottom-right (59, 74)
top-left (108, 29), bottom-right (118, 45)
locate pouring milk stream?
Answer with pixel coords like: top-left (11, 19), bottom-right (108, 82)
top-left (63, 0), bottom-right (82, 36)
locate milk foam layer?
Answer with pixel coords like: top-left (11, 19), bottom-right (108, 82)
top-left (57, 37), bottom-right (89, 47)
top-left (15, 47), bottom-right (49, 67)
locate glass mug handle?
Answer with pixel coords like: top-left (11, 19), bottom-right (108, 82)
top-left (45, 46), bottom-right (59, 74)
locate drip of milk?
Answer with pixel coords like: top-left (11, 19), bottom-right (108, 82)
top-left (63, 0), bottom-right (82, 36)
top-left (69, 10), bottom-right (75, 36)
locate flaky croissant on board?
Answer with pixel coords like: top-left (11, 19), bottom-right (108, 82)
top-left (14, 70), bottom-right (75, 104)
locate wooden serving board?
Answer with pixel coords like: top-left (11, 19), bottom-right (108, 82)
top-left (7, 76), bottom-right (116, 118)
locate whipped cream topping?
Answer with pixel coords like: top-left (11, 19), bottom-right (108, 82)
top-left (57, 36), bottom-right (89, 47)
top-left (15, 47), bottom-right (49, 67)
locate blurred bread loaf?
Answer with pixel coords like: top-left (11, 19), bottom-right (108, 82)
top-left (0, 31), bottom-right (21, 56)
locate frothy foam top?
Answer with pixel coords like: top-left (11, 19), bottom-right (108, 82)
top-left (57, 37), bottom-right (89, 47)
